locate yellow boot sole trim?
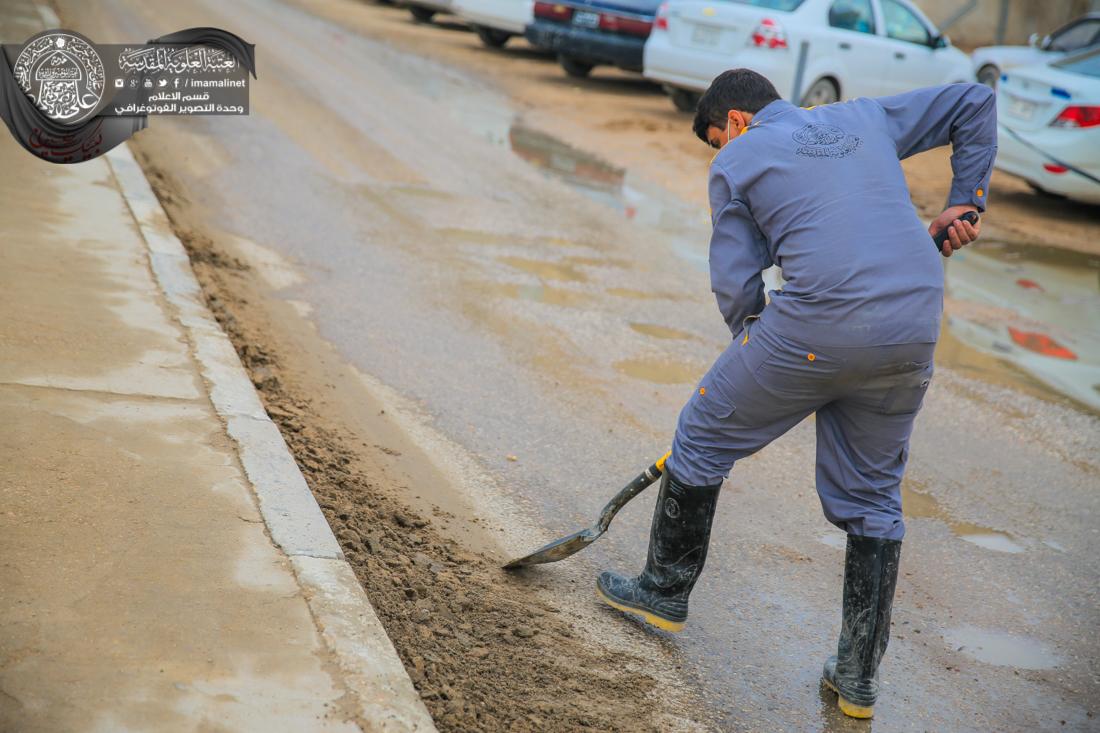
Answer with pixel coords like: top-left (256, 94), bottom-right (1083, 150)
top-left (595, 585), bottom-right (685, 633)
top-left (822, 677), bottom-right (874, 719)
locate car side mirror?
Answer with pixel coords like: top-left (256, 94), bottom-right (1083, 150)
top-left (1029, 32), bottom-right (1040, 48)
top-left (930, 33), bottom-right (947, 49)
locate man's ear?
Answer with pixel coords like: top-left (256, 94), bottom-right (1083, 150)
top-left (726, 109), bottom-right (749, 134)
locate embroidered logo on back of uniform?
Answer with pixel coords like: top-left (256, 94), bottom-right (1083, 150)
top-left (792, 123), bottom-right (861, 159)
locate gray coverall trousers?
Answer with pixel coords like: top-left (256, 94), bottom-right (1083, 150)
top-left (667, 319), bottom-right (934, 541)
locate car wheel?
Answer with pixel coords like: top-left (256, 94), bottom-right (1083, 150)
top-left (559, 55), bottom-right (594, 78)
top-left (977, 64), bottom-right (1000, 88)
top-left (800, 78), bottom-right (838, 107)
top-left (669, 87), bottom-right (700, 113)
top-left (409, 6), bottom-right (436, 22)
top-left (474, 26), bottom-right (513, 48)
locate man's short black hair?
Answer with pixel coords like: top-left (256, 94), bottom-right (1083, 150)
top-left (692, 69), bottom-right (781, 143)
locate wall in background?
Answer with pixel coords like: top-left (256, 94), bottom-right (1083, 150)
top-left (919, 0), bottom-right (1095, 48)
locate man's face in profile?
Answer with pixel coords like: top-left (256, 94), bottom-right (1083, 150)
top-left (705, 111), bottom-right (749, 151)
top-left (706, 124), bottom-right (727, 151)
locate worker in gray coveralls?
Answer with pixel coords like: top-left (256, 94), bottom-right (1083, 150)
top-left (597, 69), bottom-right (996, 719)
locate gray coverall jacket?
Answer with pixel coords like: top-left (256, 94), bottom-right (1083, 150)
top-left (665, 83), bottom-right (997, 540)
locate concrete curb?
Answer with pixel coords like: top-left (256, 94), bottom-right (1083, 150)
top-left (105, 143), bottom-right (436, 732)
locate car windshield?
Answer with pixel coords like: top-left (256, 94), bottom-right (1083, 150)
top-left (1053, 46), bottom-right (1100, 78)
top-left (716, 0), bottom-right (807, 11)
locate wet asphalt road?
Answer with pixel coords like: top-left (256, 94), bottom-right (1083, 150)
top-left (49, 0), bottom-right (1100, 729)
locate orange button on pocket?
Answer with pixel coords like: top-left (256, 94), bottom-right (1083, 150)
top-left (699, 387), bottom-right (706, 395)
top-left (807, 353), bottom-right (816, 362)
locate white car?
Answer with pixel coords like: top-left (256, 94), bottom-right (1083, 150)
top-left (996, 46), bottom-right (1100, 205)
top-left (453, 0), bottom-right (534, 47)
top-left (402, 0), bottom-right (453, 24)
top-left (972, 13), bottom-right (1100, 87)
top-left (644, 0), bottom-right (972, 112)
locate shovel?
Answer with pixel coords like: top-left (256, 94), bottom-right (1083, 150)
top-left (502, 450), bottom-right (671, 569)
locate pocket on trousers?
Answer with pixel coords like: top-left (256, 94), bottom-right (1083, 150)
top-left (695, 375), bottom-right (737, 421)
top-left (880, 362), bottom-right (934, 415)
top-left (737, 320), bottom-right (778, 375)
top-left (695, 345), bottom-right (741, 422)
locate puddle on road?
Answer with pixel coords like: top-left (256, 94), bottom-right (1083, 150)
top-left (628, 322), bottom-right (696, 341)
top-left (472, 281), bottom-right (591, 308)
top-left (508, 122), bottom-right (713, 274)
top-left (943, 626), bottom-right (1060, 669)
top-left (508, 124), bottom-right (627, 206)
top-left (606, 287), bottom-right (685, 301)
top-left (435, 227), bottom-right (582, 250)
top-left (379, 183), bottom-right (454, 200)
top-left (950, 531), bottom-right (1025, 554)
top-left (497, 255), bottom-right (588, 283)
top-left (902, 479), bottom-right (1025, 553)
top-left (564, 254), bottom-right (631, 269)
top-left (614, 357), bottom-right (700, 384)
top-left (941, 242), bottom-right (1100, 414)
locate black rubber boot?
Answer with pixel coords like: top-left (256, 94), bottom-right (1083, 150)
top-left (596, 469), bottom-right (721, 632)
top-left (822, 534), bottom-right (902, 719)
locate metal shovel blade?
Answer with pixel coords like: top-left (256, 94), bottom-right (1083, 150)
top-left (502, 526), bottom-right (600, 569)
top-left (502, 452), bottom-right (669, 570)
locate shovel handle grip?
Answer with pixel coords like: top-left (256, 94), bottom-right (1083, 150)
top-left (596, 451), bottom-right (671, 533)
top-left (932, 211), bottom-right (979, 251)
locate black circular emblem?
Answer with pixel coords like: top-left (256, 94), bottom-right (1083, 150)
top-left (13, 30), bottom-right (105, 125)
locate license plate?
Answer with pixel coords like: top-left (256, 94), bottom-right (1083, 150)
top-left (691, 23), bottom-right (721, 47)
top-left (573, 10), bottom-right (600, 28)
top-left (1008, 95), bottom-right (1037, 119)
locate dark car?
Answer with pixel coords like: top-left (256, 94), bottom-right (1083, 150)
top-left (525, 0), bottom-right (661, 78)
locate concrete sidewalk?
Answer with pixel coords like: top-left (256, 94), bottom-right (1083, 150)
top-left (0, 6), bottom-right (433, 731)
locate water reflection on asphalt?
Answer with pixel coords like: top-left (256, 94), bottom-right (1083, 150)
top-left (941, 242), bottom-right (1100, 414)
top-left (942, 626), bottom-right (1060, 669)
top-left (509, 122), bottom-right (715, 274)
top-left (901, 479), bottom-right (1025, 553)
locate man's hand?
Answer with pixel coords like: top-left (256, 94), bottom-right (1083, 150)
top-left (929, 205), bottom-right (981, 257)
